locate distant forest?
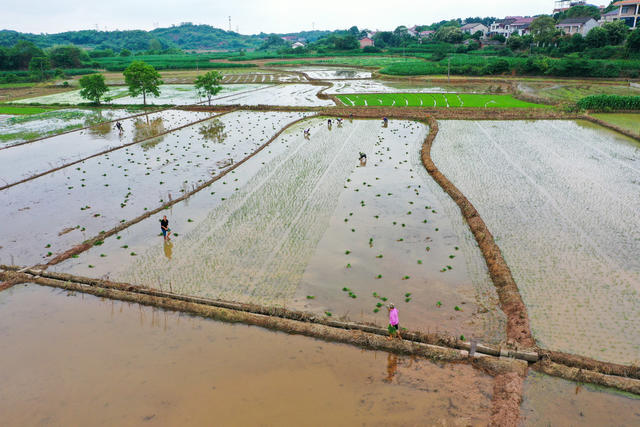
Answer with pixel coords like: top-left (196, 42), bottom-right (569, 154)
top-left (0, 23), bottom-right (332, 51)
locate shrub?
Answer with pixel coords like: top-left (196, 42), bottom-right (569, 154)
top-left (576, 95), bottom-right (640, 111)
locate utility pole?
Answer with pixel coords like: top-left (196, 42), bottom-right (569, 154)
top-left (448, 57), bottom-right (451, 83)
top-left (228, 16), bottom-right (232, 32)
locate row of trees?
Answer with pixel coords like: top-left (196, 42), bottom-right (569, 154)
top-left (78, 61), bottom-right (223, 106)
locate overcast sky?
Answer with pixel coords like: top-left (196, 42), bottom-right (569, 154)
top-left (1, 0), bottom-right (565, 34)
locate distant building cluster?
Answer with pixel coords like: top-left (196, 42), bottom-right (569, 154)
top-left (350, 0), bottom-right (638, 49)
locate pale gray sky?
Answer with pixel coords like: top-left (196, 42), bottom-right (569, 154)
top-left (1, 0), bottom-right (569, 34)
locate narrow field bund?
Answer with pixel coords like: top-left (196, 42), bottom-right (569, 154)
top-left (2, 266), bottom-right (640, 399)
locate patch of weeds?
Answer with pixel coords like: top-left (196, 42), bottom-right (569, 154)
top-left (460, 335), bottom-right (465, 341)
top-left (71, 254), bottom-right (79, 259)
top-left (325, 311), bottom-right (332, 317)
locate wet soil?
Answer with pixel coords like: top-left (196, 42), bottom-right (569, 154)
top-left (0, 284), bottom-right (494, 426)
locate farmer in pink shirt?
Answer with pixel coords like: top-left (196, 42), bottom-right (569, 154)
top-left (387, 303), bottom-right (402, 340)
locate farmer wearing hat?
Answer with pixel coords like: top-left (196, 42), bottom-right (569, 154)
top-left (387, 303), bottom-right (402, 340)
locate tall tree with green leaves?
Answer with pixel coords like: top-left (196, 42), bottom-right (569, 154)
top-left (530, 16), bottom-right (559, 47)
top-left (194, 70), bottom-right (223, 106)
top-left (123, 61), bottom-right (163, 106)
top-left (79, 73), bottom-right (109, 104)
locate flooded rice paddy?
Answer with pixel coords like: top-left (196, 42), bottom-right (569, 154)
top-left (221, 72), bottom-right (307, 84)
top-left (0, 284), bottom-right (495, 426)
top-left (13, 84), bottom-right (265, 105)
top-left (592, 113), bottom-right (640, 136)
top-left (521, 371), bottom-right (640, 426)
top-left (0, 108), bottom-right (132, 148)
top-left (207, 84), bottom-right (334, 107)
top-left (432, 120), bottom-right (640, 365)
top-left (55, 117), bottom-right (504, 342)
top-left (0, 111), bottom-right (310, 266)
top-left (282, 67), bottom-right (373, 80)
top-left (0, 109), bottom-right (215, 185)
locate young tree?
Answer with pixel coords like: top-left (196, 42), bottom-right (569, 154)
top-left (123, 61), bottom-right (163, 106)
top-left (79, 73), bottom-right (109, 104)
top-left (194, 70), bottom-right (223, 106)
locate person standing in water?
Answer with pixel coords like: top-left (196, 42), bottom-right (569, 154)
top-left (388, 303), bottom-right (402, 340)
top-left (160, 215), bottom-right (171, 241)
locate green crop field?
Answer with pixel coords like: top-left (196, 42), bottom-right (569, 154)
top-left (0, 106), bottom-right (56, 115)
top-left (336, 93), bottom-right (550, 109)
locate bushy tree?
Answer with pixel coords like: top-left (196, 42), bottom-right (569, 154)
top-left (123, 61), bottom-right (162, 105)
top-left (530, 16), bottom-right (559, 46)
top-left (627, 28), bottom-right (640, 53)
top-left (507, 35), bottom-right (524, 50)
top-left (79, 73), bottom-right (109, 104)
top-left (48, 45), bottom-right (87, 68)
top-left (194, 70), bottom-right (223, 106)
top-left (120, 49), bottom-right (132, 57)
top-left (333, 35), bottom-right (359, 50)
top-left (601, 20), bottom-right (629, 45)
top-left (436, 26), bottom-right (463, 43)
top-left (557, 5), bottom-right (601, 20)
top-left (28, 56), bottom-right (50, 81)
top-left (9, 40), bottom-right (44, 69)
top-left (586, 27), bottom-right (609, 48)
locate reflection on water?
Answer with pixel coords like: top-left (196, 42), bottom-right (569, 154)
top-left (384, 353), bottom-right (398, 383)
top-left (163, 240), bottom-right (173, 259)
top-left (0, 284), bottom-right (494, 426)
top-left (87, 121), bottom-right (112, 137)
top-left (136, 115), bottom-right (166, 148)
top-left (198, 119), bottom-right (227, 143)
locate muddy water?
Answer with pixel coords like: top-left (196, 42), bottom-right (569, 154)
top-left (520, 371), bottom-right (640, 426)
top-left (209, 84), bottom-right (334, 107)
top-left (283, 67), bottom-right (372, 80)
top-left (0, 284), bottom-right (494, 426)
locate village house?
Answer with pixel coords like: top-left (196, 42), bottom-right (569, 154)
top-left (460, 22), bottom-right (489, 37)
top-left (600, 7), bottom-right (621, 23)
top-left (489, 17), bottom-right (521, 38)
top-left (418, 30), bottom-right (435, 39)
top-left (510, 17), bottom-right (536, 36)
top-left (359, 37), bottom-right (375, 48)
top-left (556, 17), bottom-right (599, 36)
top-left (291, 42), bottom-right (305, 49)
top-left (612, 0), bottom-right (640, 28)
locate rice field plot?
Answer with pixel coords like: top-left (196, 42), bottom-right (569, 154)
top-left (327, 80), bottom-right (452, 95)
top-left (209, 84), bottom-right (334, 107)
top-left (591, 113), bottom-right (640, 136)
top-left (432, 120), bottom-right (640, 365)
top-left (282, 67), bottom-right (372, 80)
top-left (0, 110), bottom-right (215, 186)
top-left (13, 84), bottom-right (265, 106)
top-left (518, 82), bottom-right (640, 104)
top-left (55, 118), bottom-right (504, 341)
top-left (221, 72), bottom-right (306, 84)
top-left (53, 118), bottom-right (312, 278)
top-left (0, 111), bottom-right (310, 266)
top-left (0, 108), bottom-right (133, 148)
top-left (291, 120), bottom-right (504, 339)
top-left (337, 93), bottom-right (549, 108)
top-left (521, 371), bottom-right (640, 425)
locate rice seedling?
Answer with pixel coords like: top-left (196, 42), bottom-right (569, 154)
top-left (436, 301), bottom-right (442, 307)
top-left (306, 295), bottom-right (315, 299)
top-left (454, 306), bottom-right (461, 311)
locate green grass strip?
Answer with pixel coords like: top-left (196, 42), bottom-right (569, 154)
top-left (0, 106), bottom-right (57, 115)
top-left (335, 93), bottom-right (550, 109)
